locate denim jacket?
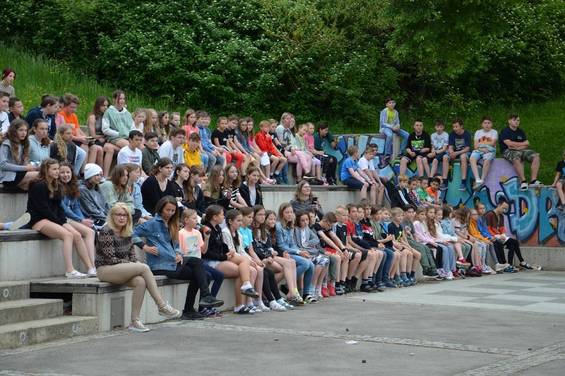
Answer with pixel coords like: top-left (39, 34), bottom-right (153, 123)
top-left (61, 195), bottom-right (85, 222)
top-left (440, 219), bottom-right (457, 237)
top-left (133, 215), bottom-right (180, 271)
top-left (198, 126), bottom-right (215, 153)
top-left (275, 222), bottom-right (300, 254)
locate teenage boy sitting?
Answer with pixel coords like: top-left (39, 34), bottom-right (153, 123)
top-left (426, 177), bottom-right (442, 205)
top-left (448, 118), bottom-right (472, 191)
top-left (184, 132), bottom-right (208, 168)
top-left (399, 119), bottom-right (432, 177)
top-left (333, 206), bottom-right (363, 293)
top-left (212, 116), bottom-right (245, 169)
top-left (358, 144), bottom-right (385, 206)
top-left (344, 204), bottom-right (381, 292)
top-left (470, 116), bottom-right (498, 190)
top-left (158, 128), bottom-right (186, 165)
top-left (499, 114), bottom-right (542, 191)
top-left (117, 130), bottom-right (143, 167)
top-left (197, 111), bottom-right (225, 172)
top-left (429, 120), bottom-right (450, 190)
top-left (79, 163), bottom-right (108, 228)
top-left (255, 119), bottom-right (287, 182)
top-left (341, 145), bottom-right (379, 204)
top-left (389, 174), bottom-right (417, 210)
top-left (142, 132), bottom-right (160, 176)
top-left (388, 208), bottom-right (421, 285)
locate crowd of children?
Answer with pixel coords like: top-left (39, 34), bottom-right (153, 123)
top-left (0, 76), bottom-right (554, 333)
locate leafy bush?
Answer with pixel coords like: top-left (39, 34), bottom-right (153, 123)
top-left (1, 0), bottom-right (563, 129)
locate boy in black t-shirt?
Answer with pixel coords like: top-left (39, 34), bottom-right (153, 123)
top-left (499, 114), bottom-right (542, 191)
top-left (553, 151), bottom-right (565, 210)
top-left (333, 206), bottom-right (365, 292)
top-left (385, 208), bottom-right (421, 286)
top-left (313, 212), bottom-right (351, 295)
top-left (399, 120), bottom-right (432, 177)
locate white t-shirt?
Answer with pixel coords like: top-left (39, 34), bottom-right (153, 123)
top-left (0, 111), bottom-right (9, 135)
top-left (117, 146), bottom-right (142, 166)
top-left (358, 156), bottom-right (376, 171)
top-left (431, 132), bottom-right (449, 152)
top-left (158, 140), bottom-right (184, 165)
top-left (473, 129), bottom-right (498, 147)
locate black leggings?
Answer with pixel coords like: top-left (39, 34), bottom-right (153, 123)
top-left (262, 268), bottom-right (281, 302)
top-left (494, 239), bottom-right (524, 264)
top-left (153, 257), bottom-right (211, 313)
top-left (322, 155), bottom-right (337, 182)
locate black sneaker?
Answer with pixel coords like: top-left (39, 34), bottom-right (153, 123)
top-left (199, 295), bottom-right (224, 308)
top-left (360, 284), bottom-right (374, 293)
top-left (234, 306), bottom-right (253, 314)
top-left (181, 310), bottom-right (205, 320)
top-left (241, 287), bottom-right (259, 298)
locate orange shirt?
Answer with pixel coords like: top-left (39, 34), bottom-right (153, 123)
top-left (426, 186), bottom-right (439, 203)
top-left (58, 111), bottom-right (80, 136)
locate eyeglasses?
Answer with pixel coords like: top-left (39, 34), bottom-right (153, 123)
top-left (113, 213), bottom-right (128, 218)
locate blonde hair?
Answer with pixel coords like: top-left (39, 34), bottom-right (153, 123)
top-left (390, 207), bottom-right (404, 217)
top-left (398, 174), bottom-right (409, 183)
top-left (55, 124), bottom-right (73, 161)
top-left (106, 203), bottom-right (133, 237)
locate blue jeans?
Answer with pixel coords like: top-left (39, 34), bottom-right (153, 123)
top-left (203, 263), bottom-right (224, 297)
top-left (203, 151), bottom-right (225, 173)
top-left (380, 127), bottom-right (409, 157)
top-left (374, 247), bottom-right (395, 285)
top-left (290, 254), bottom-right (314, 295)
top-left (200, 152), bottom-right (210, 170)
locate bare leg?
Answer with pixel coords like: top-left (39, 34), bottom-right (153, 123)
top-left (17, 171), bottom-right (40, 191)
top-left (34, 221), bottom-right (75, 273)
top-left (63, 223), bottom-right (94, 270)
top-left (68, 221), bottom-right (96, 264)
top-left (531, 154), bottom-right (540, 181)
top-left (512, 159), bottom-right (526, 181)
top-left (470, 156), bottom-right (480, 181)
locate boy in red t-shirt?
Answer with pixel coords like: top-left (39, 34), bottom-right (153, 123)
top-left (255, 120), bottom-right (287, 180)
top-left (426, 177), bottom-right (442, 205)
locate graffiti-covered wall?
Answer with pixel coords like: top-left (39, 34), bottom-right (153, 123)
top-left (339, 135), bottom-right (564, 247)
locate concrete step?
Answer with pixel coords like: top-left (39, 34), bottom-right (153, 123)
top-left (0, 299), bottom-right (63, 325)
top-left (0, 316), bottom-right (98, 349)
top-left (0, 281), bottom-right (30, 302)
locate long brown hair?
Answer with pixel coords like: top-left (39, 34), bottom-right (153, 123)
top-left (224, 163), bottom-right (241, 189)
top-left (265, 210), bottom-right (277, 245)
top-left (426, 206), bottom-right (437, 237)
top-left (185, 165), bottom-right (202, 204)
top-left (151, 157), bottom-right (173, 176)
top-left (37, 158), bottom-right (61, 198)
top-left (92, 96), bottom-right (109, 119)
top-left (205, 165), bottom-right (225, 199)
top-left (278, 202), bottom-right (294, 229)
top-left (294, 180), bottom-right (314, 201)
top-left (6, 119), bottom-right (30, 164)
top-left (30, 119), bottom-right (51, 146)
top-left (252, 205), bottom-right (267, 241)
top-left (59, 161), bottom-right (80, 198)
top-left (154, 196), bottom-right (179, 242)
top-left (174, 163), bottom-right (191, 199)
top-left (225, 209), bottom-right (242, 248)
top-left (110, 164), bottom-right (129, 195)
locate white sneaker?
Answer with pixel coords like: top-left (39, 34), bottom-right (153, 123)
top-left (256, 301), bottom-right (271, 312)
top-left (65, 270), bottom-right (87, 279)
top-left (269, 301), bottom-right (287, 311)
top-left (277, 298), bottom-right (294, 310)
top-left (495, 263), bottom-right (509, 272)
top-left (8, 213), bottom-right (30, 231)
top-left (87, 268), bottom-right (97, 277)
top-left (158, 302), bottom-right (182, 319)
top-left (446, 271), bottom-right (454, 280)
top-left (128, 319), bottom-right (150, 333)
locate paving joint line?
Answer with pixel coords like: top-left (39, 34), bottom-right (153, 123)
top-left (455, 341), bottom-right (565, 375)
top-left (167, 321), bottom-right (524, 356)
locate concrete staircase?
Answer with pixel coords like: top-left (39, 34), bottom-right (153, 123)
top-left (0, 281), bottom-right (98, 349)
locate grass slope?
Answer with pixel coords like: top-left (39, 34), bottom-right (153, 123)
top-left (2, 45), bottom-right (563, 182)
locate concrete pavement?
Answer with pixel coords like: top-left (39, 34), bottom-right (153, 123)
top-left (1, 271), bottom-right (565, 375)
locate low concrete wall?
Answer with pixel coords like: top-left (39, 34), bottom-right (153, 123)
top-left (262, 185), bottom-right (358, 213)
top-left (521, 247), bottom-right (565, 271)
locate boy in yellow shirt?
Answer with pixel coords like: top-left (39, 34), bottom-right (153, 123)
top-left (184, 132), bottom-right (205, 167)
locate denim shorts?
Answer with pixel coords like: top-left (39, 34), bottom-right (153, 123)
top-left (470, 149), bottom-right (495, 161)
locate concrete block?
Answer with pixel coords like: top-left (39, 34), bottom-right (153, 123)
top-left (0, 299), bottom-right (63, 325)
top-left (521, 247), bottom-right (565, 271)
top-left (0, 192), bottom-right (27, 222)
top-left (0, 316), bottom-right (98, 349)
top-left (0, 281), bottom-right (30, 302)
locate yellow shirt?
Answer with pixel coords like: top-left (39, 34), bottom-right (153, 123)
top-left (183, 145), bottom-right (202, 167)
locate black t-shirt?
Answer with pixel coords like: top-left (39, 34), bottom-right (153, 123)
top-left (212, 128), bottom-right (231, 147)
top-left (556, 160), bottom-right (565, 177)
top-left (334, 223), bottom-right (347, 244)
top-left (226, 128), bottom-right (236, 143)
top-left (313, 223), bottom-right (332, 248)
top-left (406, 131), bottom-right (431, 154)
top-left (499, 126), bottom-right (527, 153)
top-left (386, 222), bottom-right (403, 249)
